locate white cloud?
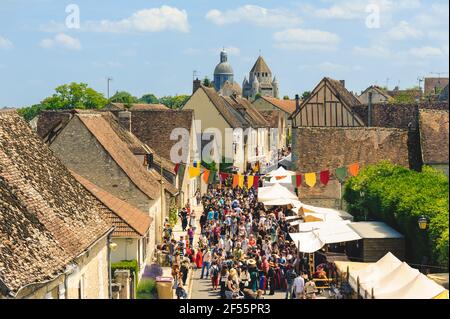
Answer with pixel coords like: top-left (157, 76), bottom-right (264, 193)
top-left (84, 6), bottom-right (189, 33)
top-left (0, 36), bottom-right (13, 50)
top-left (206, 5), bottom-right (301, 28)
top-left (308, 0), bottom-right (421, 20)
top-left (273, 28), bottom-right (340, 51)
top-left (409, 46), bottom-right (443, 58)
top-left (353, 45), bottom-right (391, 58)
top-left (387, 21), bottom-right (423, 40)
top-left (39, 33), bottom-right (81, 51)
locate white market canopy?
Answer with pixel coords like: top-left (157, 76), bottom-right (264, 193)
top-left (266, 166), bottom-right (296, 177)
top-left (258, 183), bottom-right (298, 203)
top-left (289, 220), bottom-right (362, 253)
top-left (263, 198), bottom-right (303, 207)
top-left (301, 204), bottom-right (354, 221)
top-left (347, 252), bottom-right (446, 299)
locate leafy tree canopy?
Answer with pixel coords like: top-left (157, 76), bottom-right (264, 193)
top-left (283, 95), bottom-right (290, 100)
top-left (301, 91), bottom-right (311, 100)
top-left (138, 93), bottom-right (159, 104)
top-left (110, 91), bottom-right (138, 105)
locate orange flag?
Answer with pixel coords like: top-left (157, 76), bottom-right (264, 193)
top-left (275, 175), bottom-right (287, 180)
top-left (203, 170), bottom-right (210, 183)
top-left (232, 174), bottom-right (239, 188)
top-left (348, 163), bottom-right (360, 177)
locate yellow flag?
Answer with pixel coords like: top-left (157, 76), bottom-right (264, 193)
top-left (238, 175), bottom-right (244, 188)
top-left (188, 166), bottom-right (200, 178)
top-left (305, 173), bottom-right (317, 188)
top-left (247, 175), bottom-right (254, 189)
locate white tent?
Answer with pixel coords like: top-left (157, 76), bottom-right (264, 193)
top-left (290, 231), bottom-right (325, 253)
top-left (258, 183), bottom-right (298, 202)
top-left (348, 252), bottom-right (446, 299)
top-left (301, 204), bottom-right (354, 221)
top-left (263, 198), bottom-right (302, 207)
top-left (266, 166), bottom-right (296, 177)
top-left (349, 252), bottom-right (402, 290)
top-left (289, 221), bottom-right (361, 253)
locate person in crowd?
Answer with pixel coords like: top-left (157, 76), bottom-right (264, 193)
top-left (285, 264), bottom-right (297, 299)
top-left (293, 272), bottom-right (306, 299)
top-left (200, 248), bottom-right (212, 279)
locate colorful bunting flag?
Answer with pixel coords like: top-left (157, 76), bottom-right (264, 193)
top-left (253, 176), bottom-right (260, 189)
top-left (193, 161), bottom-right (199, 168)
top-left (320, 170), bottom-right (330, 186)
top-left (232, 174), bottom-right (239, 188)
top-left (348, 163), bottom-right (360, 177)
top-left (335, 167), bottom-right (348, 183)
top-left (238, 175), bottom-right (245, 188)
top-left (305, 173), bottom-right (317, 188)
top-left (188, 165), bottom-right (200, 178)
top-left (219, 172), bottom-right (230, 182)
top-left (203, 170), bottom-right (210, 183)
top-left (208, 171), bottom-right (216, 184)
top-left (247, 175), bottom-right (254, 189)
top-left (275, 175), bottom-right (287, 180)
top-left (174, 163), bottom-right (180, 174)
top-left (291, 174), bottom-right (302, 187)
top-left (177, 164), bottom-right (186, 177)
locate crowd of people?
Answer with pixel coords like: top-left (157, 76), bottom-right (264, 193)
top-left (160, 181), bottom-right (337, 299)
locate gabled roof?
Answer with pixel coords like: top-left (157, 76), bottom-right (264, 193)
top-left (76, 113), bottom-right (162, 200)
top-left (359, 85), bottom-right (393, 100)
top-left (326, 77), bottom-right (362, 107)
top-left (250, 56), bottom-right (272, 74)
top-left (419, 109), bottom-right (449, 164)
top-left (222, 95), bottom-right (270, 128)
top-left (259, 110), bottom-right (281, 128)
top-left (199, 85), bottom-right (246, 128)
top-left (71, 172), bottom-right (152, 238)
top-left (259, 96), bottom-right (297, 115)
top-left (105, 103), bottom-right (169, 111)
top-left (127, 108), bottom-right (194, 162)
top-left (0, 110), bottom-right (112, 297)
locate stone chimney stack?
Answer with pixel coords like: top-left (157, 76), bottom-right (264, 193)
top-left (340, 80), bottom-right (346, 87)
top-left (118, 110), bottom-right (131, 132)
top-left (295, 94), bottom-right (300, 111)
top-left (193, 78), bottom-right (201, 94)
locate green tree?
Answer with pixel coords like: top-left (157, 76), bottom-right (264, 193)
top-left (203, 77), bottom-right (212, 87)
top-left (18, 82), bottom-right (108, 121)
top-left (393, 91), bottom-right (417, 104)
top-left (283, 95), bottom-right (290, 100)
top-left (159, 95), bottom-right (190, 109)
top-left (344, 162), bottom-right (449, 267)
top-left (109, 91), bottom-right (138, 105)
top-left (138, 93), bottom-right (159, 104)
top-left (301, 91), bottom-right (311, 100)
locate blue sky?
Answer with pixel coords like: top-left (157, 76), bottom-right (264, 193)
top-left (0, 0), bottom-right (448, 107)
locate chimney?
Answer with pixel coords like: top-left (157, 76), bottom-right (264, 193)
top-left (295, 94), bottom-right (300, 111)
top-left (118, 110), bottom-right (131, 132)
top-left (340, 80), bottom-right (346, 87)
top-left (193, 78), bottom-right (201, 94)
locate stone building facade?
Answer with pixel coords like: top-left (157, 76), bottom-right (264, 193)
top-left (292, 127), bottom-right (410, 209)
top-left (243, 56), bottom-right (279, 100)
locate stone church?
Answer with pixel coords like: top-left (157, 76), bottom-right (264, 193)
top-left (243, 56), bottom-right (279, 100)
top-left (212, 49), bottom-right (279, 100)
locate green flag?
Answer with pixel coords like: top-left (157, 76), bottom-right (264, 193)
top-left (208, 171), bottom-right (216, 184)
top-left (335, 167), bottom-right (348, 183)
top-left (178, 164), bottom-right (186, 177)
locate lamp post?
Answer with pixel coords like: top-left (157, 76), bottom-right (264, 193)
top-left (418, 216), bottom-right (428, 230)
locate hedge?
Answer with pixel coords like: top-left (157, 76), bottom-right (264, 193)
top-left (136, 278), bottom-right (157, 299)
top-left (343, 161), bottom-right (449, 268)
top-left (111, 260), bottom-right (139, 293)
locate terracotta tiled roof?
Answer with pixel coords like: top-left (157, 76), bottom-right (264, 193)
top-left (419, 109), bottom-right (449, 164)
top-left (128, 109), bottom-right (194, 161)
top-left (259, 110), bottom-right (280, 128)
top-left (200, 85), bottom-right (245, 128)
top-left (260, 96), bottom-right (296, 115)
top-left (71, 172), bottom-right (152, 238)
top-left (77, 113), bottom-right (161, 200)
top-left (222, 95), bottom-right (270, 128)
top-left (0, 110), bottom-right (112, 297)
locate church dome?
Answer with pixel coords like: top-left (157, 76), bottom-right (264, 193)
top-left (214, 62), bottom-right (234, 75)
